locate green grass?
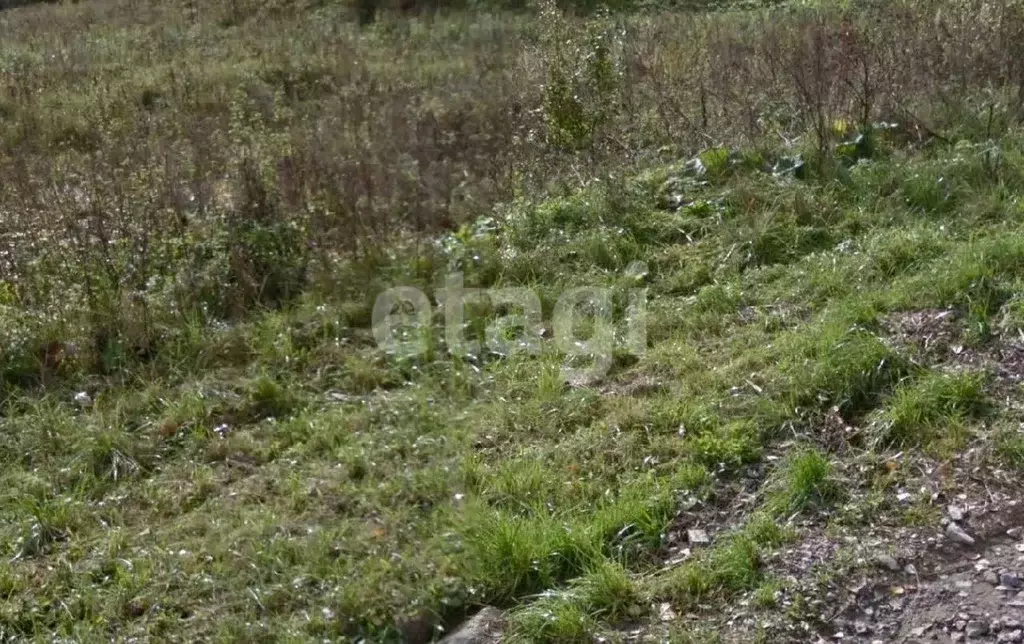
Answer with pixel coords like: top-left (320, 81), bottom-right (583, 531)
top-left (3, 129), bottom-right (1024, 636)
top-left (574, 561), bottom-right (641, 621)
top-left (768, 447), bottom-right (842, 516)
top-left (508, 594), bottom-right (595, 643)
top-left (506, 560), bottom-right (640, 642)
top-left (751, 577), bottom-right (785, 609)
top-left (1, 0), bottom-right (1024, 640)
top-left (876, 371), bottom-right (988, 447)
top-left (782, 322), bottom-right (910, 417)
top-left (994, 423), bottom-right (1024, 470)
top-left (658, 513), bottom-right (788, 606)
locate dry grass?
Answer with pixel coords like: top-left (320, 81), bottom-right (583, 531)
top-left (0, 0), bottom-right (1022, 364)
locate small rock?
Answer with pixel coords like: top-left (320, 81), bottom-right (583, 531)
top-left (952, 634), bottom-right (964, 643)
top-left (855, 622), bottom-right (869, 635)
top-left (948, 505), bottom-right (967, 521)
top-left (1002, 572), bottom-right (1023, 589)
top-left (999, 630), bottom-right (1024, 643)
top-left (954, 620), bottom-right (967, 631)
top-left (966, 621), bottom-right (989, 637)
top-left (905, 563), bottom-right (918, 575)
top-left (1009, 527), bottom-right (1024, 539)
top-left (687, 529), bottom-right (710, 545)
top-left (876, 554), bottom-right (901, 572)
top-left (440, 607), bottom-right (505, 644)
top-left (947, 522), bottom-right (976, 545)
top-left (910, 626), bottom-right (927, 637)
top-left (985, 571), bottom-right (1002, 585)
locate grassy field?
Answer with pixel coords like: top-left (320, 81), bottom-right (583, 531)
top-left (3, 0), bottom-right (1024, 641)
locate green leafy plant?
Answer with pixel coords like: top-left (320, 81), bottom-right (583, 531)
top-left (537, 0), bottom-right (622, 150)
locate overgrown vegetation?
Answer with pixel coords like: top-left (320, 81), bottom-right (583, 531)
top-left (2, 0), bottom-right (1024, 640)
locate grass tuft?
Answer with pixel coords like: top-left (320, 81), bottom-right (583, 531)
top-left (876, 371), bottom-right (988, 447)
top-left (508, 592), bottom-right (595, 643)
top-left (768, 448), bottom-right (842, 516)
top-left (782, 318), bottom-right (909, 417)
top-left (658, 513), bottom-right (789, 607)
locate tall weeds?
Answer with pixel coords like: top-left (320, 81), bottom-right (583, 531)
top-left (1, 0), bottom-right (1023, 384)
